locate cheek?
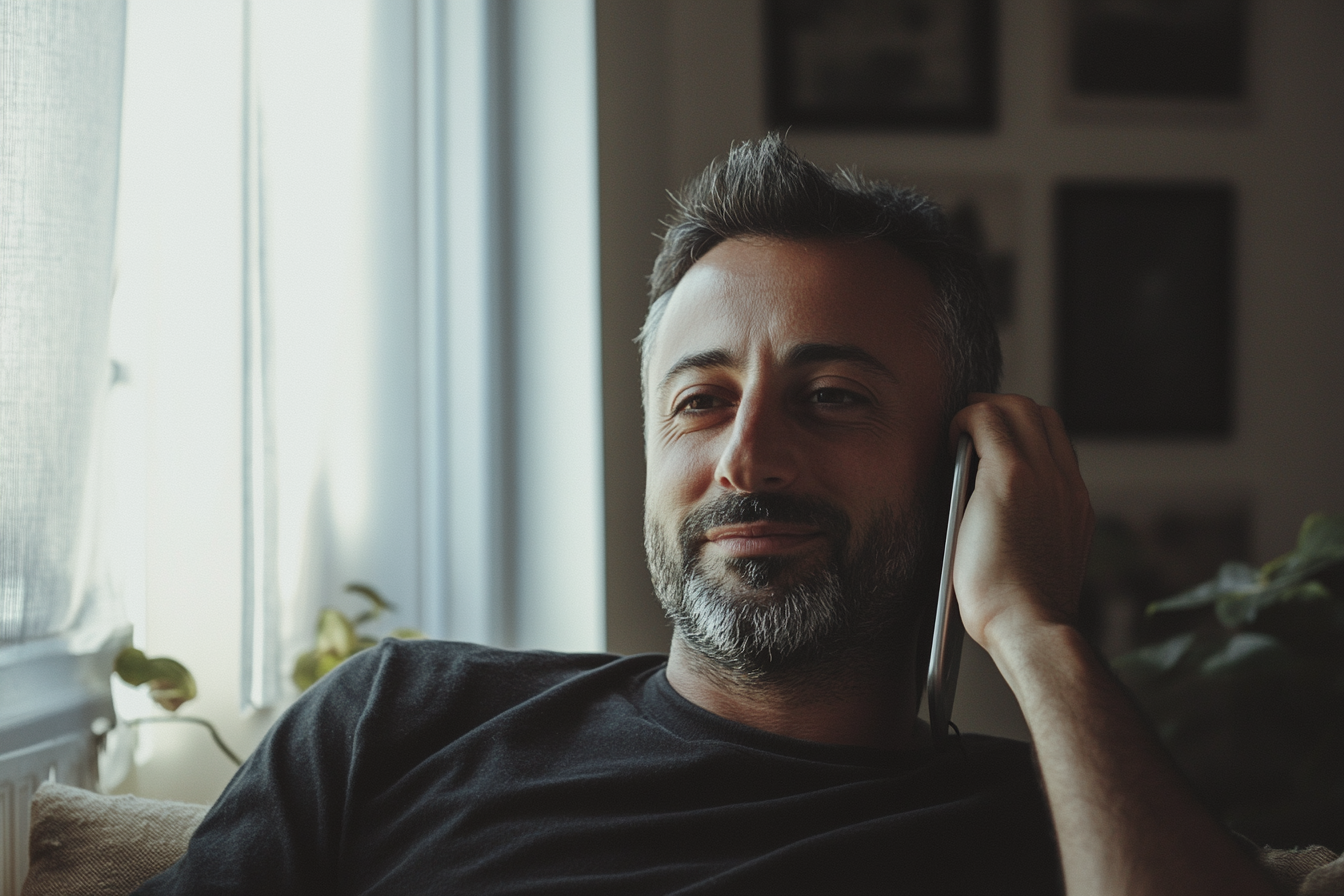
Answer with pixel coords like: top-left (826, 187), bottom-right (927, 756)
top-left (814, 433), bottom-right (943, 512)
top-left (645, 437), bottom-right (722, 520)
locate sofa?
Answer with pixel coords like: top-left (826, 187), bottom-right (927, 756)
top-left (20, 782), bottom-right (1344, 895)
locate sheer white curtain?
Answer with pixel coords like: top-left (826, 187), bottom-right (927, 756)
top-left (115, 0), bottom-right (427, 723)
top-left (246, 0), bottom-right (423, 708)
top-left (249, 0), bottom-right (608, 672)
top-left (0, 0), bottom-right (603, 807)
top-left (0, 1), bottom-right (126, 647)
top-left (112, 0), bottom-right (605, 789)
top-left (1, 4), bottom-right (130, 883)
top-left (245, 0), bottom-right (607, 686)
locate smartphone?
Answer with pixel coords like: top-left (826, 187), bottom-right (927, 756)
top-left (926, 432), bottom-right (976, 748)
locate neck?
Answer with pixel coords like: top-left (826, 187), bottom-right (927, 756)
top-left (663, 635), bottom-right (926, 750)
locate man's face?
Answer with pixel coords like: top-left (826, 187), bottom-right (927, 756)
top-left (644, 237), bottom-right (950, 678)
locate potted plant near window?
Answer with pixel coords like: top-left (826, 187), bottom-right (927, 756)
top-left (113, 583), bottom-right (422, 768)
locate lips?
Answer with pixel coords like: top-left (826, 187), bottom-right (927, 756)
top-left (702, 522), bottom-right (825, 558)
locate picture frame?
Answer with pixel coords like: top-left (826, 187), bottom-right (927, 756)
top-left (1054, 0), bottom-right (1251, 125)
top-left (765, 0), bottom-right (998, 131)
top-left (1055, 182), bottom-right (1235, 439)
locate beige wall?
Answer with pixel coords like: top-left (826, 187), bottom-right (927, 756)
top-left (596, 0), bottom-right (1344, 737)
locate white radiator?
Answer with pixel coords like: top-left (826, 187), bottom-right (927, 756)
top-left (0, 628), bottom-right (128, 896)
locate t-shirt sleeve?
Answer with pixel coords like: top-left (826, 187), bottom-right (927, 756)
top-left (130, 645), bottom-right (388, 896)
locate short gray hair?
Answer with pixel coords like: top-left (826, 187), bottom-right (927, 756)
top-left (638, 135), bottom-right (1001, 417)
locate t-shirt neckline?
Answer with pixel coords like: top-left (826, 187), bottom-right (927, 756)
top-left (634, 663), bottom-right (937, 771)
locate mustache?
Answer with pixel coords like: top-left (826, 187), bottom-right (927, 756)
top-left (678, 492), bottom-right (852, 550)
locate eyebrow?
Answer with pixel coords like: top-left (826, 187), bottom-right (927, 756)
top-left (657, 342), bottom-right (898, 395)
top-left (657, 348), bottom-right (737, 394)
top-left (786, 343), bottom-right (899, 384)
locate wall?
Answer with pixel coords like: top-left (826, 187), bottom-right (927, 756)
top-left (597, 0), bottom-right (1344, 737)
top-left (596, 2), bottom-right (672, 655)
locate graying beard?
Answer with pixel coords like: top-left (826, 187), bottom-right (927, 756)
top-left (646, 506), bottom-right (929, 681)
top-left (729, 557), bottom-right (774, 590)
top-left (672, 566), bottom-right (849, 676)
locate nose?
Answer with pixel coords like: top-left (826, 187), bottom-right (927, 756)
top-left (714, 390), bottom-right (799, 493)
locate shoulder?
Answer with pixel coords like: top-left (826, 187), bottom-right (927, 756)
top-left (327, 638), bottom-right (624, 699)
top-left (258, 640), bottom-right (652, 794)
top-left (303, 639), bottom-right (639, 741)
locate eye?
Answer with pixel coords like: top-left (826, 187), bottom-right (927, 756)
top-left (675, 392), bottom-right (730, 414)
top-left (809, 387), bottom-right (865, 405)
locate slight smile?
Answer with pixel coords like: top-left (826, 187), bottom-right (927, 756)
top-left (703, 523), bottom-right (825, 558)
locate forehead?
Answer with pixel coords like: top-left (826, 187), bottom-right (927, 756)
top-left (647, 237), bottom-right (941, 385)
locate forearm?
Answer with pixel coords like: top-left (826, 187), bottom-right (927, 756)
top-left (985, 615), bottom-right (1274, 896)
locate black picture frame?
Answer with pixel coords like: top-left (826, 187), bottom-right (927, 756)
top-left (1068, 0), bottom-right (1247, 102)
top-left (1055, 183), bottom-right (1235, 439)
top-left (766, 0), bottom-right (997, 131)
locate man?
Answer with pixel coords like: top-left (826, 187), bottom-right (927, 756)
top-left (135, 137), bottom-right (1273, 894)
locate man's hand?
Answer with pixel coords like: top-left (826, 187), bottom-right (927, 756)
top-left (948, 392), bottom-right (1094, 653)
top-left (946, 393), bottom-right (1275, 896)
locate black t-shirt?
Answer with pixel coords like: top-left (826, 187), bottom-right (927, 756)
top-left (133, 640), bottom-right (1062, 895)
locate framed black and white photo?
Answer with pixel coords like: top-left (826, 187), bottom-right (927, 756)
top-left (766, 0), bottom-right (997, 131)
top-left (1055, 183), bottom-right (1235, 439)
top-left (1056, 0), bottom-right (1250, 124)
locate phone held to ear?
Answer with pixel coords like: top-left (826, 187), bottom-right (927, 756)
top-left (926, 432), bottom-right (977, 749)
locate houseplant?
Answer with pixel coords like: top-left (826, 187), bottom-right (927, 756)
top-left (1112, 513), bottom-right (1344, 849)
top-left (113, 582), bottom-right (423, 767)
top-left (292, 583), bottom-right (423, 691)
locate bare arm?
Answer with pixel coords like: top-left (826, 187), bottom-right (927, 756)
top-left (952, 394), bottom-right (1274, 896)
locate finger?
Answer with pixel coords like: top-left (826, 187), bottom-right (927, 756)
top-left (954, 394), bottom-right (1055, 473)
top-left (950, 393), bottom-right (1015, 454)
top-left (1039, 405), bottom-right (1088, 491)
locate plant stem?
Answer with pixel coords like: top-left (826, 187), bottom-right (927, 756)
top-left (125, 716), bottom-right (244, 766)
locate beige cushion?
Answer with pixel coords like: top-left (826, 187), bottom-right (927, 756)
top-left (1248, 843), bottom-right (1343, 896)
top-left (1302, 852), bottom-right (1344, 896)
top-left (22, 782), bottom-right (207, 896)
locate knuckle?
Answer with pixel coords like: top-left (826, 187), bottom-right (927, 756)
top-left (976, 403), bottom-right (1013, 435)
top-left (999, 456), bottom-right (1032, 490)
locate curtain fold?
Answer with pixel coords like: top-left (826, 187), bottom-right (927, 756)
top-left (0, 0), bottom-right (127, 645)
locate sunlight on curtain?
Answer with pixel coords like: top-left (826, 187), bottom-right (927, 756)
top-left (0, 1), bottom-right (127, 646)
top-left (113, 0), bottom-right (423, 718)
top-left (248, 0), bottom-right (421, 707)
top-left (107, 0), bottom-right (602, 759)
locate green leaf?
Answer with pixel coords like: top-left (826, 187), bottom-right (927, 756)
top-left (1275, 580), bottom-right (1331, 602)
top-left (389, 628), bottom-right (425, 640)
top-left (1148, 562), bottom-right (1257, 616)
top-left (345, 583), bottom-right (392, 624)
top-left (314, 609), bottom-right (356, 657)
top-left (1198, 632), bottom-right (1293, 680)
top-left (292, 649), bottom-right (346, 692)
top-left (1260, 513), bottom-right (1344, 584)
top-left (1214, 590), bottom-right (1263, 628)
top-left (314, 652), bottom-right (343, 679)
top-left (292, 650), bottom-right (321, 691)
top-left (1295, 513), bottom-right (1344, 561)
top-left (1214, 574), bottom-right (1334, 628)
top-left (1149, 524), bottom-right (1340, 627)
top-left (1112, 632), bottom-right (1196, 679)
top-left (114, 647), bottom-right (198, 712)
